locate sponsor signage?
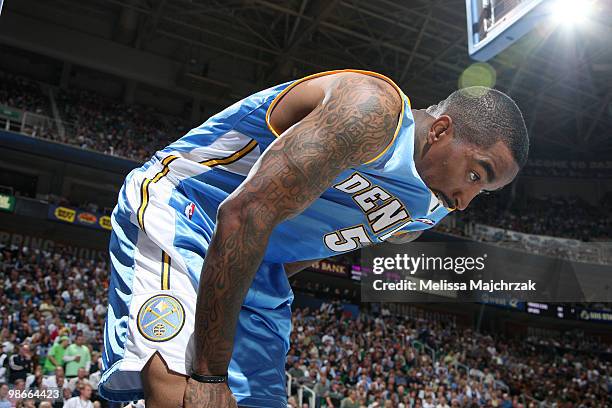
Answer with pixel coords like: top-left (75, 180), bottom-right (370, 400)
top-left (310, 260), bottom-right (350, 277)
top-left (524, 302), bottom-right (612, 324)
top-left (0, 193), bottom-right (15, 212)
top-left (0, 105), bottom-right (21, 121)
top-left (99, 216), bottom-right (112, 230)
top-left (0, 230), bottom-right (107, 260)
top-left (577, 308), bottom-right (612, 323)
top-left (481, 294), bottom-right (524, 310)
top-left (48, 205), bottom-right (111, 231)
top-left (78, 212), bottom-right (97, 225)
top-left (53, 206), bottom-right (76, 223)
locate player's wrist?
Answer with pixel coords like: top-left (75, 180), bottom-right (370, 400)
top-left (189, 372), bottom-right (228, 383)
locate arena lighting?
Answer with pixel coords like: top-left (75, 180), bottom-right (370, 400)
top-left (551, 0), bottom-right (594, 26)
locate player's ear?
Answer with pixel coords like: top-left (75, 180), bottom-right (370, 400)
top-left (428, 115), bottom-right (454, 144)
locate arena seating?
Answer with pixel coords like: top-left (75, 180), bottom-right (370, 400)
top-left (0, 72), bottom-right (50, 116)
top-left (460, 194), bottom-right (611, 242)
top-left (55, 88), bottom-right (184, 162)
top-left (286, 302), bottom-right (611, 407)
top-left (0, 243), bottom-right (610, 407)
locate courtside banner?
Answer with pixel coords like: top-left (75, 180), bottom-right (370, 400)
top-left (48, 205), bottom-right (112, 231)
top-left (361, 241), bottom-right (612, 303)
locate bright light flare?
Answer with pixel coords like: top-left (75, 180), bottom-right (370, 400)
top-left (551, 0), bottom-right (594, 26)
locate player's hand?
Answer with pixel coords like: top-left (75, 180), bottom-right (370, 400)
top-left (183, 378), bottom-right (237, 408)
top-left (75, 355), bottom-right (81, 362)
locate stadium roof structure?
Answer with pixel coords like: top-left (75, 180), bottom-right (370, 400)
top-left (1, 0), bottom-right (612, 160)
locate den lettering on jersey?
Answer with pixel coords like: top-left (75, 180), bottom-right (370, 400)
top-left (323, 171), bottom-right (452, 253)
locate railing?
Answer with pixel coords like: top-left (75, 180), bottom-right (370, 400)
top-left (494, 379), bottom-right (509, 392)
top-left (436, 218), bottom-right (612, 265)
top-left (411, 339), bottom-right (436, 361)
top-left (286, 372), bottom-right (292, 398)
top-left (297, 384), bottom-right (315, 407)
top-left (0, 107), bottom-right (58, 142)
top-left (286, 372), bottom-right (316, 407)
top-left (521, 393), bottom-right (545, 407)
top-left (447, 357), bottom-right (510, 392)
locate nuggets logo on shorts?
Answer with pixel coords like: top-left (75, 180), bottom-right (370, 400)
top-left (137, 295), bottom-right (185, 342)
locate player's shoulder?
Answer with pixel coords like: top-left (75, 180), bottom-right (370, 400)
top-left (319, 71), bottom-right (403, 110)
top-left (317, 70), bottom-right (400, 94)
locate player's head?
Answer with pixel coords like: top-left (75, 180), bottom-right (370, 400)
top-left (418, 86), bottom-right (529, 210)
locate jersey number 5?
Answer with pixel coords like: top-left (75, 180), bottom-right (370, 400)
top-left (323, 225), bottom-right (372, 252)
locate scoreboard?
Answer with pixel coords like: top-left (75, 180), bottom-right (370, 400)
top-left (526, 302), bottom-right (573, 319)
top-left (526, 302), bottom-right (612, 323)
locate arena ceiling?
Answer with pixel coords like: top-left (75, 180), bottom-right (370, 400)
top-left (4, 0), bottom-right (612, 160)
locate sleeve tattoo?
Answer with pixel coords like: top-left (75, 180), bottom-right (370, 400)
top-left (191, 74), bottom-right (402, 376)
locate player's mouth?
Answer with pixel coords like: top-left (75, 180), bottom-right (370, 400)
top-left (433, 190), bottom-right (455, 210)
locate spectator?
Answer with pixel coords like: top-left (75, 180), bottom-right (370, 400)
top-left (8, 379), bottom-right (25, 407)
top-left (42, 366), bottom-right (64, 388)
top-left (0, 384), bottom-right (10, 408)
top-left (341, 390), bottom-right (360, 408)
top-left (42, 336), bottom-right (69, 375)
top-left (88, 351), bottom-right (101, 376)
top-left (8, 345), bottom-right (32, 384)
top-left (67, 368), bottom-right (91, 393)
top-left (326, 381), bottom-right (344, 407)
top-left (0, 345), bottom-right (7, 384)
top-left (314, 375), bottom-right (330, 407)
top-left (63, 383), bottom-right (93, 408)
top-left (288, 360), bottom-right (306, 390)
top-left (64, 335), bottom-right (90, 378)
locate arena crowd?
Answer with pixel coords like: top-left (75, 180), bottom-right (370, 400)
top-left (0, 72), bottom-right (50, 116)
top-left (460, 195), bottom-right (611, 242)
top-left (0, 243), bottom-right (610, 407)
top-left (286, 302), bottom-right (611, 408)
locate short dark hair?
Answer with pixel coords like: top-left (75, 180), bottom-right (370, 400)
top-left (427, 86), bottom-right (529, 168)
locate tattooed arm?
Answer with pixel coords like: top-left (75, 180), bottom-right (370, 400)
top-left (184, 72), bottom-right (402, 407)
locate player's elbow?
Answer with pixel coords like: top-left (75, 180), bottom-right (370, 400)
top-left (216, 196), bottom-right (277, 235)
top-left (216, 198), bottom-right (247, 232)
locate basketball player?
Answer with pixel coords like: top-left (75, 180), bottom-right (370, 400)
top-left (98, 70), bottom-right (528, 408)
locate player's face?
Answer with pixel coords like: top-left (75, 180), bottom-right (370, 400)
top-left (418, 119), bottom-right (519, 210)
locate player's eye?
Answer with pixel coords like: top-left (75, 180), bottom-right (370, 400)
top-left (469, 171), bottom-right (480, 182)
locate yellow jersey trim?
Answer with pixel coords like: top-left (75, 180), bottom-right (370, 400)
top-left (199, 139), bottom-right (258, 167)
top-left (264, 69), bottom-right (410, 165)
top-left (161, 251), bottom-right (171, 290)
top-left (137, 155), bottom-right (178, 232)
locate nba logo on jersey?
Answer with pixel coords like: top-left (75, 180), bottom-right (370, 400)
top-left (184, 202), bottom-right (195, 220)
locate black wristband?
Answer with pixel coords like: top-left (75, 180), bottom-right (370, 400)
top-left (190, 373), bottom-right (228, 383)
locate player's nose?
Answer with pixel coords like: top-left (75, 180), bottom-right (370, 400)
top-left (453, 185), bottom-right (480, 211)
